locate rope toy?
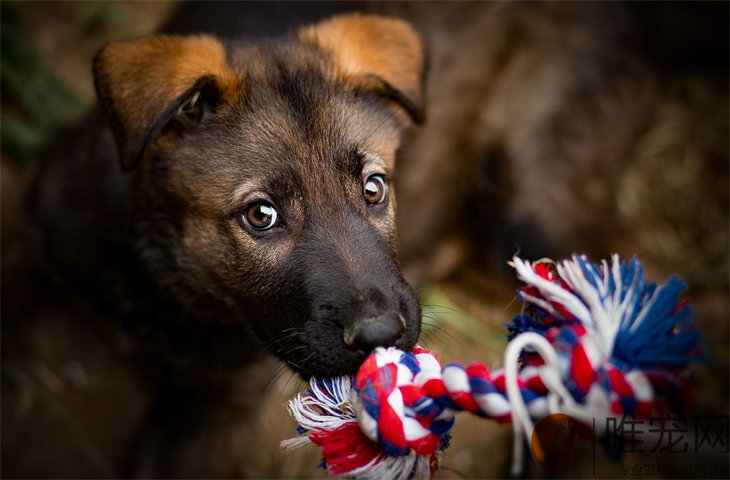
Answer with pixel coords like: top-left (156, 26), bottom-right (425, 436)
top-left (282, 255), bottom-right (703, 479)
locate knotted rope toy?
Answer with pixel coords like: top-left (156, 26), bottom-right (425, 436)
top-left (282, 255), bottom-right (703, 479)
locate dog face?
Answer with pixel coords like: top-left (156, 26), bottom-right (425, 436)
top-left (93, 15), bottom-right (424, 377)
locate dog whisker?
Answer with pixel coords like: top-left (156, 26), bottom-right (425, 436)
top-left (420, 326), bottom-right (445, 345)
top-left (362, 104), bottom-right (403, 144)
top-left (281, 345), bottom-right (308, 357)
top-left (264, 362), bottom-right (292, 392)
top-left (275, 371), bottom-right (298, 399)
top-left (280, 369), bottom-right (300, 397)
top-left (421, 319), bottom-right (458, 343)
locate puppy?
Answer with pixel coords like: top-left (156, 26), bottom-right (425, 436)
top-left (2, 14), bottom-right (424, 477)
top-left (4, 3), bottom-right (726, 478)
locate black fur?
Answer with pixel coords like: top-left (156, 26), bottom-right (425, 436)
top-left (3, 21), bottom-right (423, 477)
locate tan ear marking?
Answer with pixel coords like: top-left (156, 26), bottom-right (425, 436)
top-left (94, 35), bottom-right (240, 170)
top-left (300, 14), bottom-right (425, 123)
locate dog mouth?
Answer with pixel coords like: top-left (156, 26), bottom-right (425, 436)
top-left (260, 234), bottom-right (423, 378)
top-left (270, 311), bottom-right (421, 379)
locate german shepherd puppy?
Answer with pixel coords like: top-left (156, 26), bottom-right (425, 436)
top-left (3, 2), bottom-right (727, 478)
top-left (91, 15), bottom-right (425, 377)
top-left (3, 14), bottom-right (424, 477)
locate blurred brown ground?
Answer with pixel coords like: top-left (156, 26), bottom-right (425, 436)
top-left (1, 1), bottom-right (727, 478)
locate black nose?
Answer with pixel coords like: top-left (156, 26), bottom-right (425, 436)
top-left (343, 312), bottom-right (406, 351)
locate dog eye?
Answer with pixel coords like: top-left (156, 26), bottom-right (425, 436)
top-left (363, 174), bottom-right (388, 205)
top-left (241, 201), bottom-right (278, 231)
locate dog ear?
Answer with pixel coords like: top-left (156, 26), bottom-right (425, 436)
top-left (93, 35), bottom-right (240, 171)
top-left (300, 14), bottom-right (426, 124)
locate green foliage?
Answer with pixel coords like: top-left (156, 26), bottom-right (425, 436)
top-left (420, 285), bottom-right (508, 353)
top-left (1, 8), bottom-right (90, 166)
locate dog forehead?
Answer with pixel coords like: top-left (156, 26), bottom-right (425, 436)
top-left (234, 45), bottom-right (400, 154)
top-left (169, 49), bottom-right (401, 213)
top-left (220, 54), bottom-right (399, 171)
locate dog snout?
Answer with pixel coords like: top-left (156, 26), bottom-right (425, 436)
top-left (343, 312), bottom-right (406, 351)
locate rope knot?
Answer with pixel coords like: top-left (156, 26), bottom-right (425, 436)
top-left (354, 347), bottom-right (451, 457)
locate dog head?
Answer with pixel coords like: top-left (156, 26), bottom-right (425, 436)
top-left (93, 14), bottom-right (425, 377)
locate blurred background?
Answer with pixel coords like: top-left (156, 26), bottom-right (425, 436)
top-left (2, 1), bottom-right (727, 478)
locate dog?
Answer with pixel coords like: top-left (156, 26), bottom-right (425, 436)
top-left (2, 13), bottom-right (426, 477)
top-left (3, 2), bottom-right (727, 478)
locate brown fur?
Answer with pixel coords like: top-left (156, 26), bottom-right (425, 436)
top-left (300, 13), bottom-right (425, 124)
top-left (95, 35), bottom-right (241, 170)
top-left (3, 13), bottom-right (426, 478)
top-left (2, 3), bottom-right (727, 478)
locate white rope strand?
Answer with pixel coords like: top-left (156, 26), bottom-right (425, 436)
top-left (503, 332), bottom-right (561, 476)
